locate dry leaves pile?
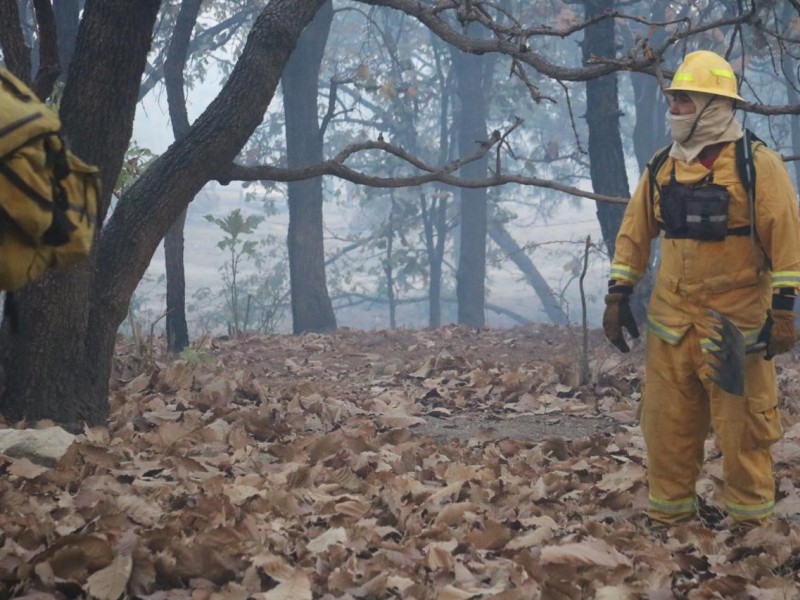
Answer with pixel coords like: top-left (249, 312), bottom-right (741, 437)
top-left (1, 324), bottom-right (800, 599)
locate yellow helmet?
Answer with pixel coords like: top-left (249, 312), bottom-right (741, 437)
top-left (664, 50), bottom-right (744, 102)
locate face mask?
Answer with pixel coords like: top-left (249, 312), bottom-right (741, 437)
top-left (668, 112), bottom-right (699, 144)
top-left (667, 93), bottom-right (743, 163)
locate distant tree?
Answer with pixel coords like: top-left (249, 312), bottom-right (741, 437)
top-left (163, 0), bottom-right (203, 354)
top-left (451, 29), bottom-right (495, 327)
top-left (581, 0), bottom-right (628, 259)
top-left (282, 0), bottom-right (337, 333)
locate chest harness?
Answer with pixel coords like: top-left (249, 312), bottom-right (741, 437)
top-left (647, 129), bottom-right (760, 243)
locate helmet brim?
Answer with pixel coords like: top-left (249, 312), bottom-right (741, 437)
top-left (664, 83), bottom-right (745, 103)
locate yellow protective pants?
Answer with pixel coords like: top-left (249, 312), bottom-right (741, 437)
top-left (641, 327), bottom-right (783, 525)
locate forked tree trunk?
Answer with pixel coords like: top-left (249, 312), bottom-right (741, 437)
top-left (0, 0), bottom-right (162, 425)
top-left (0, 0), bottom-right (327, 424)
top-left (282, 0), bottom-right (336, 334)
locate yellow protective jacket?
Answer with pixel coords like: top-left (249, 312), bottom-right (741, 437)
top-left (611, 141), bottom-right (800, 346)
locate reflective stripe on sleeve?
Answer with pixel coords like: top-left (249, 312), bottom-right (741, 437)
top-left (610, 263), bottom-right (643, 285)
top-left (770, 271), bottom-right (800, 289)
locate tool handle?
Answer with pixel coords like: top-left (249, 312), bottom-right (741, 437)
top-left (745, 341), bottom-right (767, 354)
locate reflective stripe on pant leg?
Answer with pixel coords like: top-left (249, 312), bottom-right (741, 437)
top-left (642, 329), bottom-right (709, 523)
top-left (705, 346), bottom-right (781, 524)
top-left (647, 494), bottom-right (697, 521)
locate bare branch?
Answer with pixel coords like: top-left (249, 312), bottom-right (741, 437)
top-left (139, 7), bottom-right (258, 101)
top-left (353, 0), bottom-right (787, 124)
top-left (356, 0), bottom-right (641, 81)
top-left (741, 102), bottom-right (800, 116)
top-left (319, 77), bottom-right (338, 139)
top-left (218, 126), bottom-right (628, 206)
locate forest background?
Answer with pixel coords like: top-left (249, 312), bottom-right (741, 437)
top-left (127, 0), bottom-right (624, 338)
top-left (127, 0), bottom-right (800, 339)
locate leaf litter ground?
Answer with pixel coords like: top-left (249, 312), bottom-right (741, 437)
top-left (1, 323), bottom-right (800, 599)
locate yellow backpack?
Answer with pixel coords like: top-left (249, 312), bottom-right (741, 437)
top-left (0, 68), bottom-right (100, 291)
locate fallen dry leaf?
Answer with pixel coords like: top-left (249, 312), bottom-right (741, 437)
top-left (84, 553), bottom-right (133, 600)
top-left (3, 326), bottom-right (800, 598)
top-left (254, 570), bottom-right (312, 600)
top-left (541, 538), bottom-right (632, 568)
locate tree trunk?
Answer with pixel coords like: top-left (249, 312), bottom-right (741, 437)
top-left (0, 0), bottom-right (327, 424)
top-left (451, 35), bottom-right (492, 327)
top-left (52, 0), bottom-right (79, 82)
top-left (163, 0), bottom-right (203, 354)
top-left (582, 0), bottom-right (629, 259)
top-left (384, 196), bottom-right (397, 329)
top-left (0, 0), bottom-right (162, 425)
top-left (282, 0), bottom-right (336, 334)
top-left (165, 209), bottom-right (189, 352)
top-left (421, 192), bottom-right (448, 328)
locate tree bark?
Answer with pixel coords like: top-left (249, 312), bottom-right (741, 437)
top-left (163, 0), bottom-right (203, 354)
top-left (282, 0), bottom-right (336, 334)
top-left (164, 209), bottom-right (189, 351)
top-left (0, 0), bottom-right (327, 424)
top-left (0, 0), bottom-right (32, 81)
top-left (451, 34), bottom-right (492, 327)
top-left (582, 0), bottom-right (628, 259)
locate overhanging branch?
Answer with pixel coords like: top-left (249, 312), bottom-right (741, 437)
top-left (218, 127), bottom-right (628, 206)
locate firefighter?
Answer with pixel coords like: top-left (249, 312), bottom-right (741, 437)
top-left (603, 50), bottom-right (800, 527)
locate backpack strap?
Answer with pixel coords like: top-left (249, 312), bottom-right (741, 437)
top-left (735, 128), bottom-right (758, 200)
top-left (646, 144), bottom-right (672, 204)
top-left (735, 128), bottom-right (770, 268)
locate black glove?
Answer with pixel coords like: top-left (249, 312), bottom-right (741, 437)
top-left (603, 281), bottom-right (640, 353)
